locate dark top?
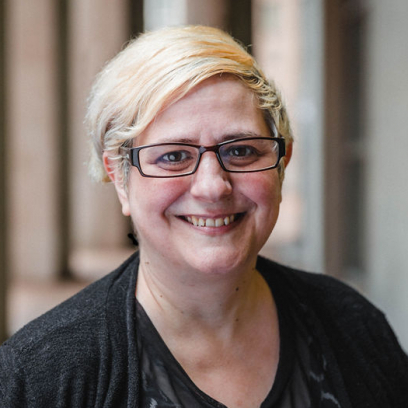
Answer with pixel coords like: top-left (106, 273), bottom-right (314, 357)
top-left (135, 282), bottom-right (342, 408)
top-left (0, 252), bottom-right (407, 407)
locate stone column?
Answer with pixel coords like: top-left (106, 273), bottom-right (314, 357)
top-left (186, 0), bottom-right (229, 28)
top-left (7, 0), bottom-right (60, 281)
top-left (0, 0), bottom-right (7, 342)
top-left (144, 0), bottom-right (228, 30)
top-left (69, 0), bottom-right (132, 280)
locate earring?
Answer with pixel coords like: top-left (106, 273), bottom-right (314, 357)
top-left (127, 233), bottom-right (139, 246)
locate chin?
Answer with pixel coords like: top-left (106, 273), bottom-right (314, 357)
top-left (184, 246), bottom-right (257, 277)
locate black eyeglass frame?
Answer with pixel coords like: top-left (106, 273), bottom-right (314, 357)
top-left (119, 136), bottom-right (286, 178)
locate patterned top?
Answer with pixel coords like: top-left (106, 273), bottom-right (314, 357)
top-left (135, 284), bottom-right (342, 408)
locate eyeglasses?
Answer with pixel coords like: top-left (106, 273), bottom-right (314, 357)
top-left (120, 137), bottom-right (286, 178)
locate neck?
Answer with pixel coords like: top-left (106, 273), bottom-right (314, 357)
top-left (136, 250), bottom-right (271, 339)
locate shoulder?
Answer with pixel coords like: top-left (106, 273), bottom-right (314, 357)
top-left (4, 252), bottom-right (138, 351)
top-left (0, 252), bottom-right (139, 407)
top-left (256, 255), bottom-right (380, 322)
top-left (257, 256), bottom-right (408, 406)
top-left (256, 255), bottom-right (406, 356)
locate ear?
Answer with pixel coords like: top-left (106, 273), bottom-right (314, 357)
top-left (103, 151), bottom-right (131, 216)
top-left (283, 141), bottom-right (293, 168)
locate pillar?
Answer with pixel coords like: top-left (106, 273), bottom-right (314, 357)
top-left (69, 0), bottom-right (132, 279)
top-left (0, 0), bottom-right (7, 342)
top-left (7, 0), bottom-right (60, 281)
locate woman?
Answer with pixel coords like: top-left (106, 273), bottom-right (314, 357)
top-left (1, 26), bottom-right (407, 408)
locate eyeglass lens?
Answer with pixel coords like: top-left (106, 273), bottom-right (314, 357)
top-left (137, 138), bottom-right (281, 177)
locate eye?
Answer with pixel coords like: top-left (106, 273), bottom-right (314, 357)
top-left (220, 140), bottom-right (267, 169)
top-left (152, 147), bottom-right (197, 172)
top-left (223, 144), bottom-right (260, 160)
top-left (226, 146), bottom-right (256, 157)
top-left (158, 150), bottom-right (191, 164)
top-left (139, 144), bottom-right (198, 176)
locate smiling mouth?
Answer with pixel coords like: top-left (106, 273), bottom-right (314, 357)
top-left (180, 213), bottom-right (243, 227)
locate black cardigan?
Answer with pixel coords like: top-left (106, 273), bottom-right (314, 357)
top-left (1, 252), bottom-right (407, 407)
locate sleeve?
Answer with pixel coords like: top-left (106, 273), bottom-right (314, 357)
top-left (0, 344), bottom-right (30, 408)
top-left (0, 338), bottom-right (101, 408)
top-left (315, 278), bottom-right (408, 407)
top-left (280, 265), bottom-right (408, 407)
top-left (363, 308), bottom-right (408, 405)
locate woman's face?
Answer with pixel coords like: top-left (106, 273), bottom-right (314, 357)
top-left (115, 77), bottom-right (284, 276)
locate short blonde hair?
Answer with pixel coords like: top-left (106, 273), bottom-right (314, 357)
top-left (86, 25), bottom-right (293, 183)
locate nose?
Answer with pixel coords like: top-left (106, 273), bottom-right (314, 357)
top-left (189, 152), bottom-right (232, 202)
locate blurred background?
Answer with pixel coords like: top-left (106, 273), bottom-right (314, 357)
top-left (1, 0), bottom-right (407, 350)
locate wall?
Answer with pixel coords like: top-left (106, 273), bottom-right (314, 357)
top-left (365, 0), bottom-right (408, 350)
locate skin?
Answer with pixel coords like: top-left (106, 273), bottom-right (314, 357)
top-left (105, 76), bottom-right (292, 408)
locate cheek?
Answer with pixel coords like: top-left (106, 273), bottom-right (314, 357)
top-left (241, 172), bottom-right (282, 209)
top-left (254, 175), bottom-right (283, 241)
top-left (127, 176), bottom-right (188, 221)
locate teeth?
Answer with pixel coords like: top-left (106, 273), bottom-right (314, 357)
top-left (215, 218), bottom-right (224, 227)
top-left (206, 218), bottom-right (215, 227)
top-left (185, 214), bottom-right (237, 228)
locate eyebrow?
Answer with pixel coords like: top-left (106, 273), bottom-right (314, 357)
top-left (156, 132), bottom-right (266, 145)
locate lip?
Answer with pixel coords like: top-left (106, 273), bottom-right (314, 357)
top-left (178, 212), bottom-right (244, 228)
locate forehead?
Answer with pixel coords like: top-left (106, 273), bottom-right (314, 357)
top-left (137, 76), bottom-right (268, 146)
